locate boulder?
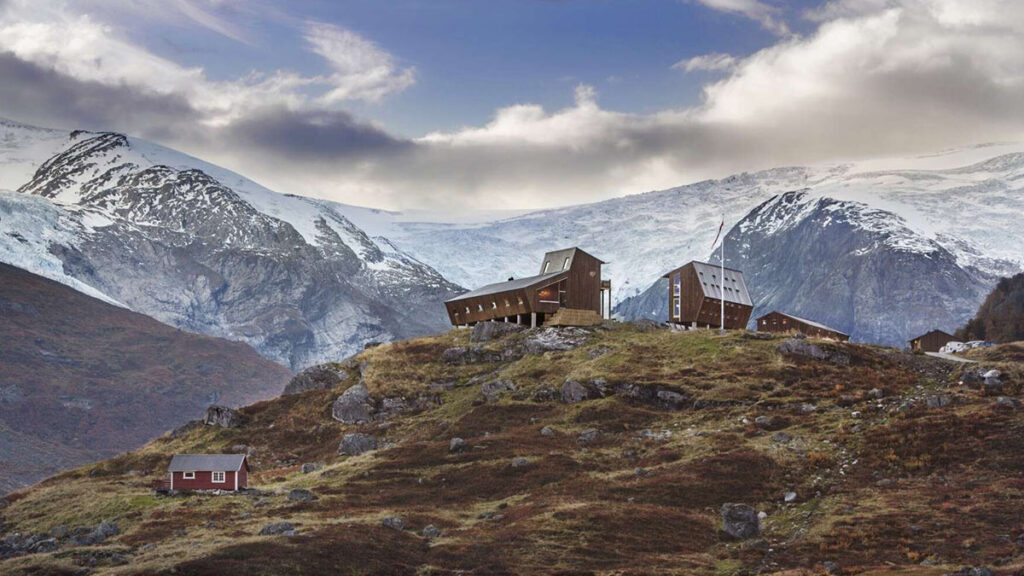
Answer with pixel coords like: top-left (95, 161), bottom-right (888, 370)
top-left (777, 338), bottom-right (850, 366)
top-left (523, 328), bottom-right (588, 355)
top-left (300, 462), bottom-right (324, 474)
top-left (771, 432), bottom-right (792, 443)
top-left (94, 520), bottom-right (119, 540)
top-left (784, 491), bottom-right (798, 503)
top-left (449, 437), bottom-right (468, 453)
top-left (578, 428), bottom-right (601, 445)
top-left (283, 364), bottom-right (346, 395)
top-left (540, 426), bottom-right (556, 437)
top-left (339, 433), bottom-right (378, 456)
top-left (561, 380), bottom-right (589, 404)
top-left (481, 379), bottom-right (517, 403)
top-left (422, 525), bottom-right (442, 539)
top-left (441, 346), bottom-right (504, 365)
top-left (287, 489), bottom-right (315, 502)
top-left (381, 516), bottom-right (404, 531)
top-left (925, 395), bottom-right (951, 409)
top-left (202, 405), bottom-right (241, 428)
top-left (995, 396), bottom-right (1021, 409)
top-left (471, 321), bottom-right (524, 343)
top-left (259, 522), bottom-right (296, 536)
top-left (982, 370), bottom-right (1003, 394)
top-left (721, 503), bottom-right (760, 540)
top-left (510, 457), bottom-right (530, 469)
top-left (332, 384), bottom-right (373, 424)
top-left (945, 568), bottom-right (995, 576)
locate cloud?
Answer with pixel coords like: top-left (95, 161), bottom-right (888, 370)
top-left (304, 22), bottom-right (416, 104)
top-left (689, 0), bottom-right (790, 35)
top-left (672, 52), bottom-right (738, 73)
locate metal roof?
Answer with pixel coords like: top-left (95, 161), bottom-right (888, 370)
top-left (445, 271), bottom-right (565, 303)
top-left (908, 329), bottom-right (955, 342)
top-left (759, 311), bottom-right (848, 336)
top-left (665, 261), bottom-right (753, 306)
top-left (168, 454), bottom-right (246, 472)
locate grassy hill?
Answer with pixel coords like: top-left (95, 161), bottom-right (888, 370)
top-left (1, 323), bottom-right (1022, 575)
top-left (0, 262), bottom-right (292, 493)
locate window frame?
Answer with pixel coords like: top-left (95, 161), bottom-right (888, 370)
top-left (182, 471), bottom-right (195, 480)
top-left (211, 471), bottom-right (226, 483)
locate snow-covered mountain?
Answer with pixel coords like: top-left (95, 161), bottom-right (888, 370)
top-left (0, 119), bottom-right (462, 370)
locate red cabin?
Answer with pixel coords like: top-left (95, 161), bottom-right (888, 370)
top-left (167, 454), bottom-right (248, 491)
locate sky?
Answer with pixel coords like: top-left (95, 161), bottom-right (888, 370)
top-left (0, 0), bottom-right (1022, 213)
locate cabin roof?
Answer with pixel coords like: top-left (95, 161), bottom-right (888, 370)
top-left (909, 329), bottom-right (955, 342)
top-left (169, 454), bottom-right (246, 472)
top-left (664, 260), bottom-right (753, 307)
top-left (445, 271), bottom-right (565, 303)
top-left (539, 247), bottom-right (605, 275)
top-left (758, 311), bottom-right (848, 336)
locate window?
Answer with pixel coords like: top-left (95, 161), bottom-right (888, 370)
top-left (673, 297), bottom-right (680, 318)
top-left (517, 297), bottom-right (524, 306)
top-left (562, 257), bottom-right (570, 270)
top-left (182, 471), bottom-right (195, 480)
top-left (504, 299), bottom-right (511, 307)
top-left (543, 261), bottom-right (551, 273)
top-left (673, 274), bottom-right (681, 296)
top-left (465, 306), bottom-right (471, 314)
top-left (212, 471), bottom-right (225, 483)
top-left (477, 304), bottom-right (484, 312)
top-left (491, 301), bottom-right (498, 309)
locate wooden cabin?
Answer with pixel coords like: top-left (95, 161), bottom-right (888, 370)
top-left (756, 311), bottom-right (849, 341)
top-left (167, 454), bottom-right (248, 491)
top-left (908, 329), bottom-right (956, 353)
top-left (663, 261), bottom-right (753, 330)
top-left (445, 247), bottom-right (609, 327)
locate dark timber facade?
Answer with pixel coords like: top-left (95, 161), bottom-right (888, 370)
top-left (756, 311), bottom-right (850, 341)
top-left (663, 261), bottom-right (753, 330)
top-left (908, 329), bottom-right (956, 353)
top-left (445, 247), bottom-right (608, 327)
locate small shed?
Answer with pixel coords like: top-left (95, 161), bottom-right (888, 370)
top-left (167, 454), bottom-right (248, 491)
top-left (663, 261), bottom-right (753, 330)
top-left (908, 329), bottom-right (956, 353)
top-left (756, 311), bottom-right (849, 341)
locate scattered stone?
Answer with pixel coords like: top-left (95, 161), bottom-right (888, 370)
top-left (771, 432), bottom-right (792, 443)
top-left (510, 457), bottom-right (530, 469)
top-left (331, 384), bottom-right (373, 424)
top-left (540, 426), bottom-right (556, 437)
top-left (868, 388), bottom-right (884, 399)
top-left (422, 525), bottom-right (442, 539)
top-left (50, 525), bottom-right (69, 539)
top-left (777, 338), bottom-right (850, 366)
top-left (283, 364), bottom-right (346, 395)
top-left (821, 560), bottom-right (840, 575)
top-left (925, 395), bottom-right (952, 409)
top-left (784, 491), bottom-right (797, 503)
top-left (287, 489), bottom-right (315, 502)
top-left (639, 428), bottom-right (672, 441)
top-left (721, 503), bottom-right (760, 540)
top-left (945, 567), bottom-right (994, 576)
top-left (588, 345), bottom-right (612, 359)
top-left (339, 433), bottom-right (378, 456)
top-left (983, 370), bottom-right (1003, 394)
top-left (440, 346), bottom-right (505, 365)
top-left (754, 416), bottom-right (773, 428)
top-left (531, 386), bottom-right (559, 402)
top-left (561, 380), bottom-right (589, 404)
top-left (300, 462), bottom-right (324, 474)
top-left (381, 516), bottom-right (405, 531)
top-left (523, 327), bottom-right (588, 354)
top-left (481, 379), bottom-right (516, 403)
top-left (139, 543), bottom-right (157, 552)
top-left (449, 437), bottom-right (468, 453)
top-left (578, 428), bottom-right (601, 445)
top-left (259, 522), bottom-right (296, 536)
top-left (634, 467), bottom-right (649, 476)
top-left (202, 405), bottom-right (241, 428)
top-left (31, 539), bottom-right (58, 553)
top-left (471, 321), bottom-right (524, 343)
top-left (995, 396), bottom-right (1021, 409)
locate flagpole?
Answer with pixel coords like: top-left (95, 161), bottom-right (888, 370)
top-left (720, 214), bottom-right (725, 331)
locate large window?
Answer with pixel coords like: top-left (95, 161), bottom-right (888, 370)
top-left (212, 471), bottom-right (225, 483)
top-left (673, 274), bottom-right (681, 296)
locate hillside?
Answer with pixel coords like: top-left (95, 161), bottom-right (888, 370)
top-left (1, 323), bottom-right (1021, 575)
top-left (957, 273), bottom-right (1024, 343)
top-left (0, 262), bottom-right (291, 493)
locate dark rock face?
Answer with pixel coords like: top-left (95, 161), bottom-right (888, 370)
top-left (15, 132), bottom-right (463, 371)
top-left (471, 321), bottom-right (525, 343)
top-left (338, 433), bottom-right (378, 456)
top-left (203, 405), bottom-right (242, 428)
top-left (721, 503), bottom-right (760, 540)
top-left (381, 517), bottom-right (404, 531)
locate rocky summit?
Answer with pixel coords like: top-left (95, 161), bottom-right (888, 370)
top-left (0, 324), bottom-right (1022, 575)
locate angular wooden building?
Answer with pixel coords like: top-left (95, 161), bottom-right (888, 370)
top-left (445, 247), bottom-right (609, 327)
top-left (908, 329), bottom-right (956, 353)
top-left (756, 311), bottom-right (849, 341)
top-left (663, 261), bottom-right (753, 330)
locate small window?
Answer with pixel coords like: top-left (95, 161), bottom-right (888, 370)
top-left (504, 299), bottom-right (511, 307)
top-left (543, 261), bottom-right (551, 273)
top-left (673, 274), bottom-right (681, 295)
top-left (477, 304), bottom-right (484, 312)
top-left (517, 297), bottom-right (524, 306)
top-left (562, 257), bottom-right (570, 270)
top-left (212, 471), bottom-right (225, 483)
top-left (465, 306), bottom-right (470, 314)
top-left (673, 297), bottom-right (680, 318)
top-left (183, 471), bottom-right (195, 480)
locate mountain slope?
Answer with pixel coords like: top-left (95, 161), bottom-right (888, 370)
top-left (0, 262), bottom-right (291, 493)
top-left (0, 325), bottom-right (1020, 574)
top-left (0, 121), bottom-right (463, 370)
top-left (956, 272), bottom-right (1024, 343)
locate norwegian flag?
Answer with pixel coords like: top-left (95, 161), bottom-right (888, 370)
top-left (710, 219), bottom-right (724, 250)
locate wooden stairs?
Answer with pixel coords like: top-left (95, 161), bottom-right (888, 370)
top-left (544, 308), bottom-right (604, 327)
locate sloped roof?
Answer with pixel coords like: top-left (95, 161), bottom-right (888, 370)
top-left (445, 271), bottom-right (565, 303)
top-left (665, 261), bottom-right (752, 306)
top-left (539, 247), bottom-right (606, 275)
top-left (759, 311), bottom-right (848, 336)
top-left (909, 329), bottom-right (955, 342)
top-left (169, 454), bottom-right (246, 472)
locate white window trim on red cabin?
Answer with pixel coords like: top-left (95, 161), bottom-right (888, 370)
top-left (182, 471), bottom-right (195, 480)
top-left (212, 471), bottom-right (226, 483)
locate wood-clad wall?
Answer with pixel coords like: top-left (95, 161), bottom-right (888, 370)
top-left (666, 262), bottom-right (752, 329)
top-left (756, 311), bottom-right (849, 341)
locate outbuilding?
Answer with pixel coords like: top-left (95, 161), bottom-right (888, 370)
top-left (756, 311), bottom-right (849, 341)
top-left (663, 261), bottom-right (753, 330)
top-left (167, 454), bottom-right (248, 491)
top-left (908, 329), bottom-right (956, 353)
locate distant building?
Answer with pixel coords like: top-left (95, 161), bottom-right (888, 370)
top-left (444, 247), bottom-right (609, 328)
top-left (663, 261), bottom-right (753, 330)
top-left (756, 311), bottom-right (849, 341)
top-left (909, 329), bottom-right (956, 353)
top-left (167, 454), bottom-right (248, 491)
